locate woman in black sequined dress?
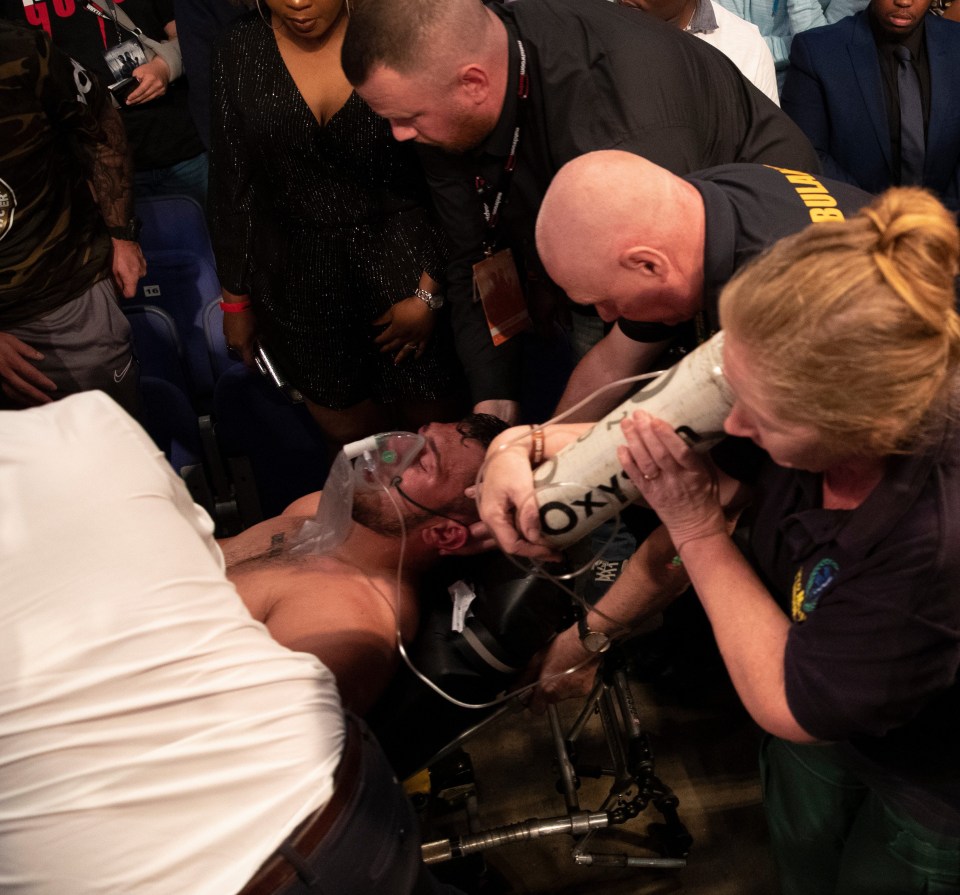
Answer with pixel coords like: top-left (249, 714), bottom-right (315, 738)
top-left (209, 0), bottom-right (463, 450)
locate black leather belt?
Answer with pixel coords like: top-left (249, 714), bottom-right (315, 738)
top-left (237, 716), bottom-right (363, 895)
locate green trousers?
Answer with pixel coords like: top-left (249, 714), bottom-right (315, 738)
top-left (760, 736), bottom-right (959, 895)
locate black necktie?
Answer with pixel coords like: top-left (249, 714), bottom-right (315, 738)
top-left (894, 44), bottom-right (925, 186)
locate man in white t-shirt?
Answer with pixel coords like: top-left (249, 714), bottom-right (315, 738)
top-left (0, 392), bottom-right (459, 895)
top-left (618, 0), bottom-right (780, 103)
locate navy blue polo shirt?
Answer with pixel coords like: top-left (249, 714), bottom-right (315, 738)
top-left (618, 164), bottom-right (873, 346)
top-left (738, 394), bottom-right (960, 835)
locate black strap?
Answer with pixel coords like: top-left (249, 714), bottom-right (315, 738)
top-left (475, 39), bottom-right (529, 256)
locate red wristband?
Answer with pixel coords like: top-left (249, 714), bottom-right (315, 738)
top-left (219, 299), bottom-right (251, 313)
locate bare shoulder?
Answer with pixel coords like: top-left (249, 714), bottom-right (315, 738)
top-left (261, 562), bottom-right (413, 714)
top-left (229, 554), bottom-right (418, 714)
top-left (253, 558), bottom-right (421, 653)
top-left (265, 560), bottom-right (400, 632)
top-left (282, 491), bottom-right (322, 518)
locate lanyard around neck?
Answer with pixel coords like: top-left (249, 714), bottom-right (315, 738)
top-left (83, 0), bottom-right (144, 46)
top-left (475, 38), bottom-right (529, 255)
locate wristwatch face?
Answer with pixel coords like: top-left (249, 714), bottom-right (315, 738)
top-left (582, 630), bottom-right (611, 654)
top-left (578, 616), bottom-right (611, 654)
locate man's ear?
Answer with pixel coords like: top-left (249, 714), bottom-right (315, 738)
top-left (457, 64), bottom-right (490, 104)
top-left (420, 520), bottom-right (470, 553)
top-left (620, 246), bottom-right (668, 278)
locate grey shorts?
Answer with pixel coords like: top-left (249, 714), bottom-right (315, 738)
top-left (5, 278), bottom-right (140, 417)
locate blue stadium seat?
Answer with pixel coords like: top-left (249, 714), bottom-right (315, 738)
top-left (124, 306), bottom-right (200, 465)
top-left (132, 195), bottom-right (223, 410)
top-left (125, 304), bottom-right (191, 394)
top-left (202, 297), bottom-right (236, 380)
top-left (131, 252), bottom-right (221, 407)
top-left (213, 365), bottom-right (329, 520)
top-left (135, 194), bottom-right (216, 260)
top-left (138, 375), bottom-right (203, 475)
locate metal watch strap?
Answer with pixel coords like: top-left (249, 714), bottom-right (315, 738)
top-left (414, 287), bottom-right (443, 310)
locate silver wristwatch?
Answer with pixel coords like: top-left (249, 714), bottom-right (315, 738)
top-left (415, 287), bottom-right (444, 310)
top-left (577, 614), bottom-right (612, 654)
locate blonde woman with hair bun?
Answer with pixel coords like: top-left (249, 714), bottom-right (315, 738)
top-left (720, 187), bottom-right (960, 459)
top-left (615, 187), bottom-right (960, 894)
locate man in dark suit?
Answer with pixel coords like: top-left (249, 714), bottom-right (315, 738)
top-left (781, 0), bottom-right (960, 214)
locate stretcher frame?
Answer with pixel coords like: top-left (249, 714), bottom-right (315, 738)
top-left (417, 644), bottom-right (693, 873)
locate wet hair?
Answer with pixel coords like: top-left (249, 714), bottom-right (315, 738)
top-left (719, 187), bottom-right (960, 456)
top-left (435, 413), bottom-right (509, 521)
top-left (455, 413), bottom-right (509, 450)
top-left (341, 0), bottom-right (487, 84)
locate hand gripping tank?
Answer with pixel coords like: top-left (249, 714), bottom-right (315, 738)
top-left (533, 331), bottom-right (734, 548)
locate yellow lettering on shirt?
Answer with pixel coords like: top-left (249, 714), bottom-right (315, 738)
top-left (766, 166), bottom-right (847, 224)
top-left (809, 208), bottom-right (845, 222)
top-left (791, 568), bottom-right (807, 623)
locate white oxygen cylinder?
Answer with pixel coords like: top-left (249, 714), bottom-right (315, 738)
top-left (532, 330), bottom-right (734, 548)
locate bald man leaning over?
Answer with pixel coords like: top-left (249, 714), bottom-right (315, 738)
top-left (540, 152), bottom-right (873, 420)
top-left (220, 415), bottom-right (506, 715)
top-left (343, 0), bottom-right (820, 424)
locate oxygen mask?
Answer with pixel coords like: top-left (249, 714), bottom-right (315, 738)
top-left (290, 431), bottom-right (426, 556)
